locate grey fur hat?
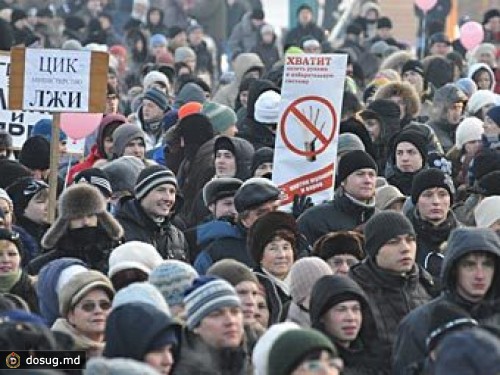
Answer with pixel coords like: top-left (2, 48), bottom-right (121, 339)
top-left (41, 184), bottom-right (124, 249)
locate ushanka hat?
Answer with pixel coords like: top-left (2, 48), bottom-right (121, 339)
top-left (41, 184), bottom-right (124, 249)
top-left (202, 177), bottom-right (242, 207)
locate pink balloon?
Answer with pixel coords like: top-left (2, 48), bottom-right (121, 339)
top-left (460, 21), bottom-right (485, 50)
top-left (60, 113), bottom-right (103, 140)
top-left (415, 0), bottom-right (437, 12)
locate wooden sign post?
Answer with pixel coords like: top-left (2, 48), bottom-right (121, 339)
top-left (9, 47), bottom-right (108, 223)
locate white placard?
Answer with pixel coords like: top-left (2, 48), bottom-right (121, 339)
top-left (272, 54), bottom-right (347, 207)
top-left (0, 54), bottom-right (84, 153)
top-left (22, 49), bottom-right (92, 112)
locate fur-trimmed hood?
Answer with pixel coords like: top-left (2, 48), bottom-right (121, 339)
top-left (379, 51), bottom-right (415, 74)
top-left (468, 62), bottom-right (496, 91)
top-left (41, 184), bottom-right (124, 249)
top-left (374, 81), bottom-right (421, 119)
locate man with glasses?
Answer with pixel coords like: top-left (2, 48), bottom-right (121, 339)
top-left (393, 227), bottom-right (500, 374)
top-left (407, 168), bottom-right (459, 280)
top-left (310, 275), bottom-right (391, 373)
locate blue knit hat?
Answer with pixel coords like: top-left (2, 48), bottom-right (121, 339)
top-left (32, 118), bottom-right (67, 142)
top-left (143, 88), bottom-right (169, 112)
top-left (149, 260), bottom-right (198, 307)
top-left (150, 33), bottom-right (168, 48)
top-left (36, 257), bottom-right (88, 326)
top-left (183, 276), bottom-right (241, 330)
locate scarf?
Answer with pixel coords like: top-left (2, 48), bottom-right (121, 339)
top-left (51, 318), bottom-right (105, 353)
top-left (262, 267), bottom-right (290, 296)
top-left (0, 270), bottom-right (22, 293)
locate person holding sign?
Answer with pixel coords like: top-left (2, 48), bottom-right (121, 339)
top-left (298, 150), bottom-right (378, 247)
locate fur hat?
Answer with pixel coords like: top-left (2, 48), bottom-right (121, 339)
top-left (247, 211), bottom-right (298, 265)
top-left (41, 184), bottom-right (124, 249)
top-left (202, 177), bottom-right (242, 206)
top-left (234, 177), bottom-right (280, 213)
top-left (313, 231), bottom-right (365, 260)
top-left (373, 81), bottom-right (421, 119)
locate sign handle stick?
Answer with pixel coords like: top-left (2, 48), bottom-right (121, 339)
top-left (48, 112), bottom-right (60, 224)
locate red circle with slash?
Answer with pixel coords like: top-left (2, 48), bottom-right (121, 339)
top-left (280, 95), bottom-right (337, 157)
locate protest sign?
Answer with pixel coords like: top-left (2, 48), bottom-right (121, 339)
top-left (272, 54), bottom-right (347, 206)
top-left (0, 53), bottom-right (84, 152)
top-left (9, 47), bottom-right (108, 113)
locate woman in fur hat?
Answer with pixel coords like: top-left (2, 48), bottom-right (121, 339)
top-left (0, 228), bottom-right (38, 313)
top-left (27, 184), bottom-right (124, 275)
top-left (373, 81), bottom-right (421, 128)
top-left (52, 270), bottom-right (114, 358)
top-left (248, 211), bottom-right (299, 326)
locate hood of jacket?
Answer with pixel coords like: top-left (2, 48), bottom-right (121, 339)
top-left (310, 275), bottom-right (379, 344)
top-left (233, 52), bottom-right (265, 83)
top-left (197, 219), bottom-right (243, 247)
top-left (216, 136), bottom-right (255, 180)
top-left (96, 114), bottom-right (127, 158)
top-left (441, 227), bottom-right (500, 299)
top-left (104, 302), bottom-right (180, 360)
top-left (468, 62), bottom-right (496, 91)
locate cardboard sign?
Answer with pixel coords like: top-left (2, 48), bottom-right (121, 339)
top-left (9, 47), bottom-right (108, 113)
top-left (0, 53), bottom-right (84, 153)
top-left (272, 54), bottom-right (347, 206)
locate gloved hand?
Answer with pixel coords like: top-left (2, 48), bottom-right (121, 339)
top-left (292, 194), bottom-right (313, 219)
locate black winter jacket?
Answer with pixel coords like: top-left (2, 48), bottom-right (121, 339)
top-left (298, 189), bottom-right (378, 247)
top-left (115, 198), bottom-right (189, 262)
top-left (349, 258), bottom-right (435, 350)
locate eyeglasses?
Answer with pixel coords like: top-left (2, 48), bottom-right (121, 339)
top-left (299, 358), bottom-right (344, 372)
top-left (328, 257), bottom-right (359, 268)
top-left (78, 300), bottom-right (111, 312)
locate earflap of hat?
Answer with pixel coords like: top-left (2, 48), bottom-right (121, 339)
top-left (96, 211), bottom-right (124, 241)
top-left (41, 217), bottom-right (69, 250)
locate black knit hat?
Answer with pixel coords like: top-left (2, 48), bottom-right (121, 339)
top-left (251, 8), bottom-right (265, 20)
top-left (251, 147), bottom-right (274, 176)
top-left (472, 149), bottom-right (500, 182)
top-left (247, 211), bottom-right (298, 265)
top-left (0, 160), bottom-right (32, 189)
top-left (6, 177), bottom-right (49, 218)
top-left (177, 113), bottom-right (214, 147)
top-left (483, 9), bottom-right (500, 25)
top-left (0, 228), bottom-right (22, 253)
top-left (337, 150), bottom-right (378, 183)
top-left (411, 168), bottom-right (455, 205)
top-left (476, 171), bottom-right (500, 197)
top-left (213, 136), bottom-right (235, 156)
top-left (135, 165), bottom-right (178, 201)
top-left (377, 16), bottom-right (392, 29)
top-left (19, 136), bottom-right (50, 171)
top-left (363, 211), bottom-right (415, 258)
top-left (402, 59), bottom-right (424, 77)
top-left (202, 177), bottom-right (242, 206)
top-left (313, 231), bottom-right (365, 260)
top-left (0, 131), bottom-right (12, 150)
top-left (234, 177), bottom-right (280, 213)
top-left (74, 168), bottom-right (113, 198)
top-left (392, 130), bottom-right (428, 165)
top-left (367, 99), bottom-right (401, 121)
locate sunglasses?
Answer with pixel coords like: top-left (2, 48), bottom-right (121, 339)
top-left (79, 299), bottom-right (111, 312)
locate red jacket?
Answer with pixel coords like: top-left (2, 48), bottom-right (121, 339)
top-left (67, 145), bottom-right (103, 184)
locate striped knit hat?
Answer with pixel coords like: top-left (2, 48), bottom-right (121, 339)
top-left (134, 165), bottom-right (177, 201)
top-left (183, 276), bottom-right (241, 330)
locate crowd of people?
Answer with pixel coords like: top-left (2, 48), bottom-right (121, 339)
top-left (0, 0), bottom-right (500, 374)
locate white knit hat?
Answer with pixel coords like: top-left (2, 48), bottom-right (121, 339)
top-left (466, 90), bottom-right (498, 115)
top-left (252, 322), bottom-right (300, 375)
top-left (112, 281), bottom-right (171, 315)
top-left (255, 90), bottom-right (282, 124)
top-left (474, 196), bottom-right (500, 228)
top-left (143, 71), bottom-right (168, 90)
top-left (455, 117), bottom-right (484, 149)
top-left (108, 241), bottom-right (164, 279)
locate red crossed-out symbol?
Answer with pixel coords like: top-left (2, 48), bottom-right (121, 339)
top-left (280, 95), bottom-right (337, 157)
